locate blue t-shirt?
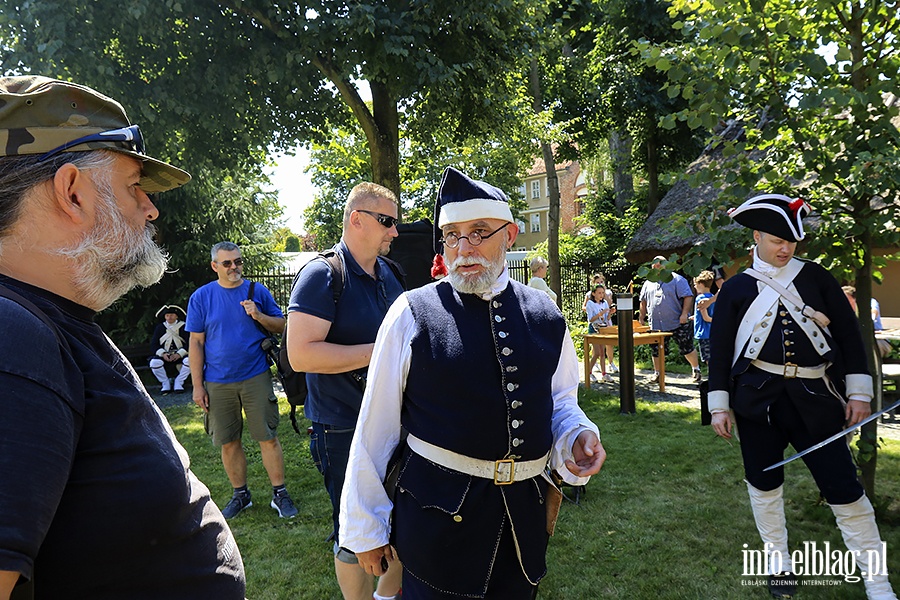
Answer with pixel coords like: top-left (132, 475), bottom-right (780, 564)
top-left (288, 241), bottom-right (404, 428)
top-left (639, 272), bottom-right (693, 331)
top-left (693, 292), bottom-right (714, 339)
top-left (186, 279), bottom-right (284, 384)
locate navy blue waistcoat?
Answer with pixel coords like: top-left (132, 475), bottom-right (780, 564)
top-left (404, 279), bottom-right (565, 460)
top-left (393, 280), bottom-right (566, 595)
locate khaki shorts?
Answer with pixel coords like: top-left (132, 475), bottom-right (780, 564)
top-left (204, 370), bottom-right (279, 445)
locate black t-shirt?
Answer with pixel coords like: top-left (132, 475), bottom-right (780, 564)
top-left (0, 277), bottom-right (245, 599)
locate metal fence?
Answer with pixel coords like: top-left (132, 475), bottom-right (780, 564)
top-left (248, 261), bottom-right (637, 328)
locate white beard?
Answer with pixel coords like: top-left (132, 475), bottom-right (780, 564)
top-left (446, 247), bottom-right (506, 295)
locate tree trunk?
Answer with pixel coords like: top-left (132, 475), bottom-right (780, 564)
top-left (529, 59), bottom-right (561, 305)
top-left (646, 134), bottom-right (660, 215)
top-left (846, 3), bottom-right (878, 497)
top-left (312, 56), bottom-right (402, 203)
top-left (609, 130), bottom-right (633, 213)
top-left (368, 81), bottom-right (401, 201)
top-left (856, 227), bottom-right (879, 498)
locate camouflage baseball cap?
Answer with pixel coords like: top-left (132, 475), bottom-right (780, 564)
top-left (0, 75), bottom-right (190, 193)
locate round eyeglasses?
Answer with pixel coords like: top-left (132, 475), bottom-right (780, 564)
top-left (440, 224), bottom-right (508, 249)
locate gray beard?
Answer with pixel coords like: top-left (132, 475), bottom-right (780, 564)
top-left (446, 246), bottom-right (506, 296)
top-left (54, 182), bottom-right (168, 310)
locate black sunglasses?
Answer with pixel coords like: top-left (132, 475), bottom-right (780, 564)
top-left (357, 209), bottom-right (399, 229)
top-left (217, 257), bottom-right (244, 268)
top-left (37, 124), bottom-right (145, 162)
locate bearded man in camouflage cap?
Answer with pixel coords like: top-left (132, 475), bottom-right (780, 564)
top-left (0, 76), bottom-right (246, 599)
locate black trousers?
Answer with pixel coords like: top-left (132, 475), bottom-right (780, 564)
top-left (400, 517), bottom-right (540, 600)
top-left (735, 393), bottom-right (863, 505)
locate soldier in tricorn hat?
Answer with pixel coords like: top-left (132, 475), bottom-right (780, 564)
top-left (708, 193), bottom-right (895, 599)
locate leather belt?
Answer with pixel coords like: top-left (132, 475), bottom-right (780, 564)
top-left (751, 359), bottom-right (827, 379)
top-left (407, 434), bottom-right (549, 485)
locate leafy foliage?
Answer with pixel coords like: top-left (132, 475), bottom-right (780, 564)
top-left (638, 0), bottom-right (900, 492)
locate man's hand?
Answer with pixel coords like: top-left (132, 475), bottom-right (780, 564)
top-left (679, 313), bottom-right (689, 325)
top-left (357, 545), bottom-right (394, 576)
top-left (845, 400), bottom-right (871, 427)
top-left (193, 388), bottom-right (209, 413)
top-left (240, 299), bottom-right (259, 320)
top-left (565, 430), bottom-right (606, 478)
top-left (711, 411), bottom-right (733, 439)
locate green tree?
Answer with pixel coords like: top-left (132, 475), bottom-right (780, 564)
top-left (303, 115), bottom-right (534, 250)
top-left (640, 0), bottom-right (900, 494)
top-left (555, 0), bottom-right (703, 214)
top-left (283, 235), bottom-right (301, 252)
top-left (3, 0), bottom-right (541, 200)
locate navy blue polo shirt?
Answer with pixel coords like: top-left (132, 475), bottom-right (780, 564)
top-left (288, 241), bottom-right (404, 427)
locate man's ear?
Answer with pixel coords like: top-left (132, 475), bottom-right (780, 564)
top-left (505, 222), bottom-right (519, 248)
top-left (51, 163), bottom-right (92, 225)
top-left (210, 260), bottom-right (219, 274)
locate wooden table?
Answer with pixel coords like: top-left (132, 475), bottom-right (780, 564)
top-left (583, 329), bottom-right (673, 392)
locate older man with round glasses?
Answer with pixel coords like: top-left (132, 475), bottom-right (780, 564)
top-left (0, 76), bottom-right (244, 599)
top-left (340, 167), bottom-right (606, 599)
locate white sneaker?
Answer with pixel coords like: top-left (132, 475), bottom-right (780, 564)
top-left (602, 373), bottom-right (613, 383)
top-left (589, 374), bottom-right (599, 383)
top-left (608, 363), bottom-right (618, 373)
top-left (650, 372), bottom-right (659, 383)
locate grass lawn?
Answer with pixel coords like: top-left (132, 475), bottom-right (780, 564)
top-left (163, 387), bottom-right (900, 599)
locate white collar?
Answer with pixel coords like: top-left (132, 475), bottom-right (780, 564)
top-left (752, 246), bottom-right (784, 278)
top-left (478, 264), bottom-right (510, 300)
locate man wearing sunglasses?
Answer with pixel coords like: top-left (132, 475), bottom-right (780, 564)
top-left (186, 242), bottom-right (298, 521)
top-left (340, 167), bottom-right (605, 599)
top-left (0, 76), bottom-right (244, 599)
top-left (286, 182), bottom-right (405, 600)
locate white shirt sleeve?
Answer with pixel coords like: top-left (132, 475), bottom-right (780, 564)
top-left (339, 295), bottom-right (415, 554)
top-left (549, 326), bottom-right (601, 486)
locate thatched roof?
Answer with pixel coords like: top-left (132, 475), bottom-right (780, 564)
top-left (624, 121), bottom-right (762, 264)
top-left (626, 95), bottom-right (900, 265)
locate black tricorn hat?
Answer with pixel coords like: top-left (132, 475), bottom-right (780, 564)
top-left (727, 193), bottom-right (811, 242)
top-left (155, 304), bottom-right (186, 319)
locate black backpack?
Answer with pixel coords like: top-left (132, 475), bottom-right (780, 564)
top-left (279, 250), bottom-right (406, 434)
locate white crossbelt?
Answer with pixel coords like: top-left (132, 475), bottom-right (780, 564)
top-left (407, 433), bottom-right (549, 485)
top-left (751, 359), bottom-right (828, 379)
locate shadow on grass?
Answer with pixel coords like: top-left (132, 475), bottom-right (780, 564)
top-left (161, 389), bottom-right (900, 600)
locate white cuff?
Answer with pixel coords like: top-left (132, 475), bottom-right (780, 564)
top-left (845, 373), bottom-right (873, 400)
top-left (848, 394), bottom-right (871, 404)
top-left (177, 349), bottom-right (188, 357)
top-left (708, 390), bottom-right (731, 413)
top-left (156, 349), bottom-right (165, 357)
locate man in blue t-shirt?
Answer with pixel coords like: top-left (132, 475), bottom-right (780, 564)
top-left (639, 255), bottom-right (702, 383)
top-left (187, 241), bottom-right (297, 520)
top-left (287, 183), bottom-right (405, 600)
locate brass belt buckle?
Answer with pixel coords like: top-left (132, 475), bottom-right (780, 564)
top-left (783, 362), bottom-right (799, 378)
top-left (494, 459), bottom-right (515, 485)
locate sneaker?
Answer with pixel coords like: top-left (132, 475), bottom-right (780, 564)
top-left (221, 492), bottom-right (252, 519)
top-left (602, 373), bottom-right (613, 383)
top-left (692, 369), bottom-right (702, 383)
top-left (608, 363), bottom-right (618, 373)
top-left (589, 374), bottom-right (599, 383)
top-left (271, 491), bottom-right (299, 518)
top-left (650, 372), bottom-right (659, 383)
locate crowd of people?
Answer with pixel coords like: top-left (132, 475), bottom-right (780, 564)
top-left (0, 74), bottom-right (895, 600)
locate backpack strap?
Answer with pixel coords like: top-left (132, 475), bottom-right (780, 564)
top-left (0, 284), bottom-right (71, 354)
top-left (0, 283), bottom-right (69, 600)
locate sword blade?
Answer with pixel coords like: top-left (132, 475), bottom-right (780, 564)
top-left (763, 398), bottom-right (900, 472)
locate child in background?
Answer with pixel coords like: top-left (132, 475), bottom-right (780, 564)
top-left (586, 284), bottom-right (612, 383)
top-left (693, 271), bottom-right (716, 374)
